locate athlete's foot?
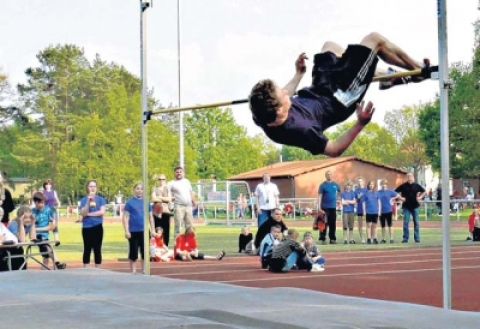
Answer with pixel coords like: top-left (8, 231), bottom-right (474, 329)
top-left (411, 58), bottom-right (431, 83)
top-left (379, 67), bottom-right (412, 90)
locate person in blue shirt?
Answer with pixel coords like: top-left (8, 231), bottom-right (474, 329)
top-left (341, 181), bottom-right (356, 244)
top-left (361, 181), bottom-right (380, 244)
top-left (378, 179), bottom-right (398, 244)
top-left (79, 179), bottom-right (106, 268)
top-left (123, 182), bottom-right (147, 274)
top-left (31, 192), bottom-right (66, 269)
top-left (318, 170), bottom-right (341, 244)
top-left (354, 177), bottom-right (367, 244)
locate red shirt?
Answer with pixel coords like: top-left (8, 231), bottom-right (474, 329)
top-left (154, 236), bottom-right (165, 248)
top-left (174, 234), bottom-right (197, 255)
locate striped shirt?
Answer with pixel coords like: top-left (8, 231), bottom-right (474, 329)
top-left (271, 239), bottom-right (306, 260)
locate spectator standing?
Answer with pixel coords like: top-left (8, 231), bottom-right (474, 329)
top-left (395, 172), bottom-right (426, 243)
top-left (168, 166), bottom-right (196, 238)
top-left (377, 179), bottom-right (398, 244)
top-left (354, 177), bottom-right (367, 243)
top-left (0, 173), bottom-right (14, 225)
top-left (318, 170), bottom-right (341, 244)
top-left (361, 181), bottom-right (380, 244)
top-left (151, 173), bottom-right (173, 246)
top-left (43, 179), bottom-right (61, 244)
top-left (341, 181), bottom-right (356, 244)
top-left (123, 182), bottom-right (146, 274)
top-left (79, 180), bottom-right (106, 268)
top-left (255, 173), bottom-right (280, 227)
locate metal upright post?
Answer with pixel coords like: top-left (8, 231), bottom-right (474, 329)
top-left (140, 0), bottom-right (151, 276)
top-left (437, 0), bottom-right (452, 310)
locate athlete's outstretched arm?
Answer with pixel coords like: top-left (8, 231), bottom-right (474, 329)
top-left (323, 101), bottom-right (374, 157)
top-left (283, 53), bottom-right (307, 96)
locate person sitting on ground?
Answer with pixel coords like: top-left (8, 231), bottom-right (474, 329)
top-left (269, 229), bottom-right (308, 273)
top-left (174, 226), bottom-right (226, 261)
top-left (238, 226), bottom-right (253, 253)
top-left (253, 208), bottom-right (288, 251)
top-left (6, 205), bottom-right (37, 270)
top-left (468, 205), bottom-right (480, 242)
top-left (249, 32), bottom-right (431, 157)
top-left (298, 232), bottom-right (325, 272)
top-left (259, 224), bottom-right (283, 269)
top-left (150, 227), bottom-right (174, 262)
top-left (31, 192), bottom-right (66, 270)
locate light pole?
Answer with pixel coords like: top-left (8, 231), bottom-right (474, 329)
top-left (177, 0), bottom-right (184, 169)
top-left (140, 0), bottom-right (151, 276)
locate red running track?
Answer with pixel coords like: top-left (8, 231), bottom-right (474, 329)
top-left (99, 245), bottom-right (480, 312)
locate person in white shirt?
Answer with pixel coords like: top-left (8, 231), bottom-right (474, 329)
top-left (255, 173), bottom-right (280, 227)
top-left (168, 166), bottom-right (196, 238)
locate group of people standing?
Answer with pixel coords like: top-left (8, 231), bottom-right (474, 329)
top-left (318, 171), bottom-right (426, 245)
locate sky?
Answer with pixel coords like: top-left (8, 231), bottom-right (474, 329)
top-left (1, 0), bottom-right (479, 137)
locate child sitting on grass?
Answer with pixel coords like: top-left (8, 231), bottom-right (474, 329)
top-left (150, 227), bottom-right (174, 262)
top-left (238, 226), bottom-right (253, 253)
top-left (269, 229), bottom-right (308, 273)
top-left (299, 232), bottom-right (325, 272)
top-left (174, 226), bottom-right (226, 261)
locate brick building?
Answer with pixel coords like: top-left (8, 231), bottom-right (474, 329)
top-left (228, 156), bottom-right (408, 199)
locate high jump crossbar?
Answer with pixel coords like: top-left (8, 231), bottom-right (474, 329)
top-left (150, 66), bottom-right (438, 116)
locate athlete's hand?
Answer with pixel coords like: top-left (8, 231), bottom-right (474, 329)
top-left (356, 101), bottom-right (375, 126)
top-left (295, 53), bottom-right (308, 74)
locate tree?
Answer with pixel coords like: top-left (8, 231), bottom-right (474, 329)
top-left (384, 105), bottom-right (429, 180)
top-left (325, 122), bottom-right (400, 165)
top-left (419, 11), bottom-right (480, 178)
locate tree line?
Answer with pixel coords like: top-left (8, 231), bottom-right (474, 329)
top-left (0, 15), bottom-right (478, 202)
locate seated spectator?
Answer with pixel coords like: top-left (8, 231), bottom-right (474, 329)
top-left (174, 227), bottom-right (226, 261)
top-left (150, 227), bottom-right (174, 262)
top-left (238, 226), bottom-right (253, 253)
top-left (0, 211), bottom-right (19, 271)
top-left (298, 232), bottom-right (325, 272)
top-left (6, 205), bottom-right (37, 270)
top-left (259, 224), bottom-right (282, 269)
top-left (468, 205), bottom-right (480, 242)
top-left (253, 208), bottom-right (288, 250)
top-left (31, 192), bottom-right (66, 270)
top-left (269, 229), bottom-right (308, 273)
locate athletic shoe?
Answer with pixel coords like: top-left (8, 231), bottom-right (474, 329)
top-left (55, 262), bottom-right (67, 270)
top-left (330, 240), bottom-right (337, 245)
top-left (367, 238), bottom-right (372, 244)
top-left (311, 264), bottom-right (325, 272)
top-left (217, 250), bottom-right (226, 260)
top-left (349, 240), bottom-right (356, 244)
top-left (380, 239), bottom-right (386, 244)
top-left (466, 237), bottom-right (473, 242)
top-left (373, 239), bottom-right (379, 244)
top-left (390, 239), bottom-right (395, 244)
top-left (379, 67), bottom-right (412, 90)
top-left (415, 240), bottom-right (421, 243)
top-left (361, 239), bottom-right (366, 244)
top-left (343, 240), bottom-right (348, 245)
top-left (55, 241), bottom-right (61, 247)
top-left (401, 240), bottom-right (408, 243)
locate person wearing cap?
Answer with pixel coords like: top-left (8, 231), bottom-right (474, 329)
top-left (340, 181), bottom-right (356, 244)
top-left (377, 179), bottom-right (398, 244)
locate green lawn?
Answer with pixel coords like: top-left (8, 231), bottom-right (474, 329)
top-left (54, 220), bottom-right (472, 262)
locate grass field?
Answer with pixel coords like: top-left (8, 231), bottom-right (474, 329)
top-left (53, 219), bottom-right (473, 263)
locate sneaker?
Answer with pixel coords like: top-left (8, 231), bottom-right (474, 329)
top-left (55, 241), bottom-right (61, 247)
top-left (217, 250), bottom-right (226, 261)
top-left (415, 240), bottom-right (421, 243)
top-left (349, 240), bottom-right (356, 244)
top-left (373, 239), bottom-right (379, 244)
top-left (466, 237), bottom-right (473, 241)
top-left (361, 239), bottom-right (366, 244)
top-left (343, 240), bottom-right (348, 245)
top-left (367, 238), bottom-right (372, 244)
top-left (330, 240), bottom-right (337, 245)
top-left (401, 240), bottom-right (408, 243)
top-left (379, 67), bottom-right (412, 90)
top-left (390, 239), bottom-right (395, 244)
top-left (311, 264), bottom-right (325, 272)
top-left (55, 262), bottom-right (67, 270)
top-left (380, 239), bottom-right (386, 244)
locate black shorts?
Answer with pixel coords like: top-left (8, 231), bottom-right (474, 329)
top-left (380, 212), bottom-right (393, 228)
top-left (310, 44), bottom-right (379, 113)
top-left (175, 252), bottom-right (205, 261)
top-left (365, 214), bottom-right (378, 224)
top-left (38, 242), bottom-right (51, 259)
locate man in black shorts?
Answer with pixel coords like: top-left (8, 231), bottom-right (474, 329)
top-left (249, 32), bottom-right (429, 157)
